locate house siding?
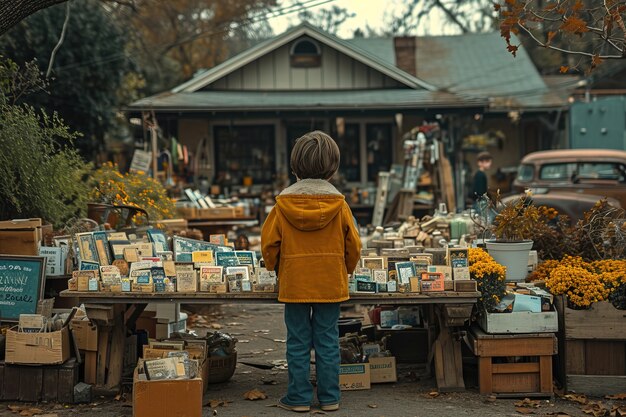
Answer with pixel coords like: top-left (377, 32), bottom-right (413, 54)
top-left (208, 42), bottom-right (403, 91)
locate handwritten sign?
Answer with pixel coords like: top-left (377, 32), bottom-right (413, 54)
top-left (0, 255), bottom-right (46, 321)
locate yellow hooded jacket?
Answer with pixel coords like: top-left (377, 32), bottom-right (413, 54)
top-left (261, 179), bottom-right (361, 303)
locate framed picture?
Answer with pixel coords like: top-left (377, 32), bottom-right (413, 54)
top-left (226, 266), bottom-right (250, 281)
top-left (395, 261), bottom-right (416, 285)
top-left (372, 269), bottom-right (388, 284)
top-left (0, 255), bottom-right (46, 321)
top-left (93, 231), bottom-right (112, 266)
top-left (147, 229), bottom-right (169, 253)
top-left (361, 257), bottom-right (385, 270)
top-left (76, 232), bottom-right (99, 263)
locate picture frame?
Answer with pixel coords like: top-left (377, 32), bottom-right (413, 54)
top-left (226, 266), bottom-right (250, 281)
top-left (361, 257), bottom-right (385, 270)
top-left (372, 269), bottom-right (388, 284)
top-left (395, 261), bottom-right (416, 285)
top-left (147, 229), bottom-right (169, 253)
top-left (0, 255), bottom-right (47, 321)
top-left (93, 231), bottom-right (112, 266)
top-left (76, 232), bottom-right (99, 263)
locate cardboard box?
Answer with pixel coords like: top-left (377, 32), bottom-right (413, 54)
top-left (70, 319), bottom-right (98, 351)
top-left (5, 326), bottom-right (70, 365)
top-left (339, 363), bottom-right (371, 391)
top-left (369, 357), bottom-right (397, 383)
top-left (133, 369), bottom-right (203, 417)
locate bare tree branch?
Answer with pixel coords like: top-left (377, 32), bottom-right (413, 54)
top-left (46, 0), bottom-right (71, 78)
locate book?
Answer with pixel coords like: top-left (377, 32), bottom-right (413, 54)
top-left (216, 252), bottom-right (240, 267)
top-left (199, 266), bottom-right (224, 291)
top-left (395, 261), bottom-right (417, 285)
top-left (235, 251), bottom-right (256, 267)
top-left (226, 266), bottom-right (250, 281)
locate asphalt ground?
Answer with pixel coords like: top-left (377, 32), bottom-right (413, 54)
top-left (1, 304), bottom-right (621, 417)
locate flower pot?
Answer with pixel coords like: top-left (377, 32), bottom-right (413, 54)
top-left (485, 240), bottom-right (533, 282)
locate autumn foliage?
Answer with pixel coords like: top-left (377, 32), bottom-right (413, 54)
top-left (496, 0), bottom-right (626, 71)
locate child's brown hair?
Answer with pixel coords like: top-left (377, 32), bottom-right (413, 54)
top-left (290, 130), bottom-right (340, 180)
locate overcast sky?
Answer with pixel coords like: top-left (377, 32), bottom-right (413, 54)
top-left (268, 0), bottom-right (458, 38)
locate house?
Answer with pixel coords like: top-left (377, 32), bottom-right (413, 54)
top-left (128, 23), bottom-right (576, 206)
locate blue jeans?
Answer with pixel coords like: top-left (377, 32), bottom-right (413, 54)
top-left (283, 303), bottom-right (341, 407)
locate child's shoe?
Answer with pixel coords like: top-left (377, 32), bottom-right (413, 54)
top-left (277, 398), bottom-right (310, 413)
top-left (320, 403), bottom-right (340, 412)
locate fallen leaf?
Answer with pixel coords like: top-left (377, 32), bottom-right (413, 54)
top-left (243, 389), bottom-right (267, 401)
top-left (582, 401), bottom-right (609, 417)
top-left (203, 399), bottom-right (231, 408)
top-left (264, 348), bottom-right (274, 352)
top-left (565, 394), bottom-right (588, 405)
top-left (484, 395), bottom-right (497, 403)
top-left (607, 394), bottom-right (626, 400)
top-left (368, 404), bottom-right (378, 408)
top-left (226, 322), bottom-right (243, 326)
top-left (273, 339), bottom-right (286, 343)
top-left (8, 405), bottom-right (26, 412)
top-left (516, 407), bottom-right (536, 415)
top-left (19, 409), bottom-right (45, 417)
top-left (428, 391), bottom-right (440, 398)
top-left (611, 406), bottom-right (626, 417)
top-left (546, 412), bottom-right (571, 416)
top-left (114, 394), bottom-right (122, 401)
top-left (210, 323), bottom-right (222, 329)
top-left (515, 398), bottom-right (541, 408)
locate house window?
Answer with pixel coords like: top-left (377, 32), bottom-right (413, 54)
top-left (331, 123), bottom-right (360, 182)
top-left (366, 124), bottom-right (393, 182)
top-left (290, 38), bottom-right (321, 68)
top-left (214, 125), bottom-right (275, 184)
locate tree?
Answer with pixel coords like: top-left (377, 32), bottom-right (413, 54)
top-left (0, 0), bottom-right (65, 36)
top-left (109, 0), bottom-right (277, 93)
top-left (296, 4), bottom-right (355, 35)
top-left (0, 0), bottom-right (139, 160)
top-left (360, 0), bottom-right (496, 37)
top-left (497, 0), bottom-right (626, 72)
top-left (0, 57), bottom-right (91, 226)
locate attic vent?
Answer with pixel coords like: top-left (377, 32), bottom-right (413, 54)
top-left (290, 38), bottom-right (321, 68)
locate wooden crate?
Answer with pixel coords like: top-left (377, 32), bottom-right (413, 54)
top-left (468, 326), bottom-right (557, 397)
top-left (555, 296), bottom-right (626, 396)
top-left (0, 358), bottom-right (79, 402)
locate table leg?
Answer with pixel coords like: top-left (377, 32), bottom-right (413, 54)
top-left (106, 305), bottom-right (125, 389)
top-left (433, 306), bottom-right (466, 392)
top-left (478, 357), bottom-right (493, 394)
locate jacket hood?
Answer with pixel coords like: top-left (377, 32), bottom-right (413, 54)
top-left (276, 179), bottom-right (345, 231)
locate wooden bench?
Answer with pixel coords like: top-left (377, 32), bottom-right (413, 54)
top-left (467, 325), bottom-right (557, 397)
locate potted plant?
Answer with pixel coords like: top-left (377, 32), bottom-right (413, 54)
top-left (477, 192), bottom-right (543, 281)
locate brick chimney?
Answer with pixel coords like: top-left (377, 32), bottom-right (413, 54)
top-left (394, 36), bottom-right (416, 76)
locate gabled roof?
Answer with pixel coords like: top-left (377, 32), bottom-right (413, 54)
top-left (129, 89), bottom-right (486, 112)
top-left (347, 33), bottom-right (579, 110)
top-left (171, 22), bottom-right (437, 93)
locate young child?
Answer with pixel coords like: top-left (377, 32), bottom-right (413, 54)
top-left (261, 131), bottom-right (361, 413)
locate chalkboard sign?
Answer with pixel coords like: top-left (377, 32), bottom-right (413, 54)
top-left (0, 255), bottom-right (46, 322)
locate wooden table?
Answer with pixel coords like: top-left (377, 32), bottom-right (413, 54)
top-left (60, 290), bottom-right (479, 392)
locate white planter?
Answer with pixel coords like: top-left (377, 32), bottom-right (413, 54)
top-left (485, 240), bottom-right (533, 282)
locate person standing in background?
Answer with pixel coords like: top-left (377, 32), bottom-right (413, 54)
top-left (472, 151), bottom-right (493, 201)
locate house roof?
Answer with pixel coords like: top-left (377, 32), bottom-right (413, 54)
top-left (172, 22), bottom-right (436, 93)
top-left (347, 33), bottom-right (578, 110)
top-left (129, 89), bottom-right (486, 112)
top-left (130, 26), bottom-right (577, 112)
